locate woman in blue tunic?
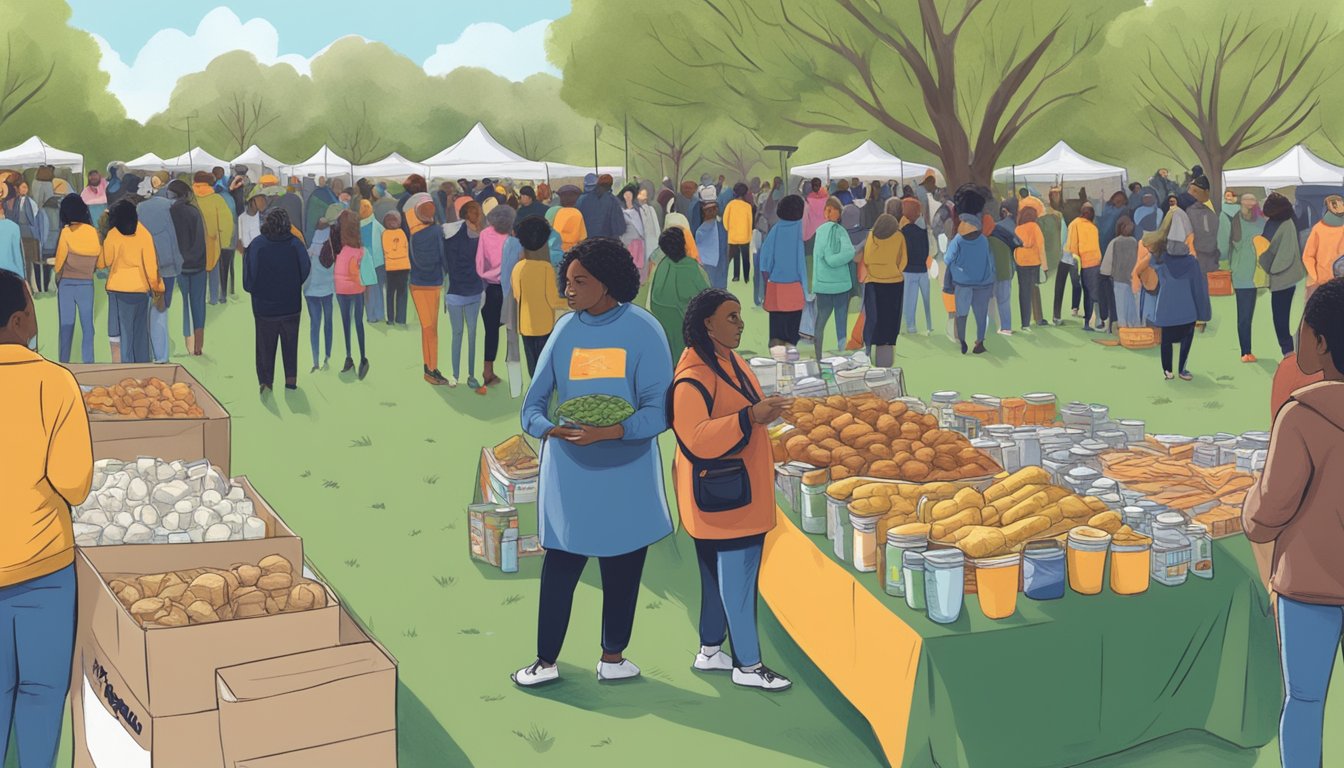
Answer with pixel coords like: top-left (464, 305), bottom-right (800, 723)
top-left (513, 237), bottom-right (675, 687)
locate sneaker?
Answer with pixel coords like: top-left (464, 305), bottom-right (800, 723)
top-left (972, 341), bottom-right (987, 354)
top-left (1020, 326), bottom-right (1033, 333)
top-left (341, 358), bottom-right (354, 373)
top-left (693, 650), bottom-right (734, 672)
top-left (1082, 326), bottom-right (1096, 333)
top-left (511, 660), bottom-right (559, 687)
top-left (322, 358), bottom-right (330, 371)
top-left (1053, 319), bottom-right (1065, 326)
top-left (960, 339), bottom-right (968, 355)
top-left (259, 384), bottom-right (272, 395)
top-left (1037, 320), bottom-right (1050, 328)
top-left (467, 376), bottom-right (481, 390)
top-left (446, 375), bottom-right (459, 388)
top-left (1071, 308), bottom-right (1080, 317)
top-left (596, 658), bottom-right (641, 682)
top-left (1179, 370), bottom-right (1193, 381)
top-left (310, 365), bottom-right (319, 374)
top-left (1164, 371), bottom-right (1175, 381)
top-left (358, 358), bottom-right (370, 380)
top-left (997, 329), bottom-right (1013, 336)
top-left (1241, 354), bottom-right (1257, 363)
top-left (732, 665), bottom-right (792, 691)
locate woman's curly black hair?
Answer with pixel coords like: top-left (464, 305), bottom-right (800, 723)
top-left (1304, 277), bottom-right (1344, 374)
top-left (556, 237), bottom-right (641, 303)
top-left (777, 194), bottom-right (804, 222)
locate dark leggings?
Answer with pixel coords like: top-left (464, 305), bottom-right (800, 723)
top-left (1081, 266), bottom-right (1102, 325)
top-left (386, 270), bottom-right (409, 325)
top-left (1052, 262), bottom-right (1081, 320)
top-left (1016, 266), bottom-right (1040, 327)
top-left (1097, 275), bottom-right (1115, 326)
top-left (768, 310), bottom-right (802, 345)
top-left (1235, 288), bottom-right (1257, 356)
top-left (482, 283), bottom-right (503, 363)
top-left (522, 333), bottom-right (550, 376)
top-left (254, 313), bottom-right (299, 386)
top-left (1161, 322), bottom-right (1196, 374)
top-left (1271, 286), bottom-right (1296, 355)
top-left (537, 546), bottom-right (648, 665)
top-left (337, 293), bottom-right (366, 361)
top-left (729, 243), bottom-right (751, 283)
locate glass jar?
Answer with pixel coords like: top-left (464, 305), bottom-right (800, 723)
top-left (1022, 392), bottom-right (1057, 425)
top-left (1122, 506), bottom-right (1148, 536)
top-left (1022, 540), bottom-right (1066, 600)
top-left (851, 513), bottom-right (880, 573)
top-left (826, 490), bottom-right (850, 542)
top-left (1012, 427), bottom-right (1042, 468)
top-left (1067, 527), bottom-right (1112, 595)
top-left (974, 554), bottom-right (1021, 620)
top-left (833, 506), bottom-right (851, 561)
top-left (1185, 523), bottom-right (1213, 579)
top-left (931, 391), bottom-right (960, 429)
top-left (884, 531), bottom-right (929, 597)
top-left (775, 463), bottom-right (806, 514)
top-left (922, 549), bottom-right (965, 624)
top-left (903, 550), bottom-right (927, 611)
top-left (750, 357), bottom-right (778, 395)
top-left (1151, 539), bottom-right (1190, 586)
top-left (800, 469), bottom-right (829, 535)
top-left (1153, 511), bottom-right (1189, 538)
top-left (1110, 539), bottom-right (1151, 595)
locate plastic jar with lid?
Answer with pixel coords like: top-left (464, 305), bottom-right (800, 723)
top-left (833, 507), bottom-right (851, 561)
top-left (931, 391), bottom-right (960, 429)
top-left (1022, 540), bottom-right (1066, 600)
top-left (851, 513), bottom-right (880, 572)
top-left (799, 469), bottom-right (829, 535)
top-left (922, 549), bottom-right (965, 624)
top-left (1012, 427), bottom-right (1042, 468)
top-left (884, 531), bottom-right (929, 597)
top-left (1110, 538), bottom-right (1151, 595)
top-left (1185, 523), bottom-right (1213, 579)
top-left (974, 554), bottom-right (1021, 619)
top-left (1067, 527), bottom-right (1112, 595)
top-left (903, 550), bottom-right (927, 611)
top-left (1151, 538), bottom-right (1190, 586)
top-left (826, 490), bottom-right (849, 541)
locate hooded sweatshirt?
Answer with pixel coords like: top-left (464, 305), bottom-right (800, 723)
top-left (803, 190), bottom-right (829, 241)
top-left (243, 225), bottom-right (310, 317)
top-left (1219, 202), bottom-right (1265, 290)
top-left (1260, 213), bottom-right (1306, 292)
top-left (945, 215), bottom-right (994, 287)
top-left (511, 249), bottom-right (569, 337)
top-left (169, 195), bottom-right (207, 275)
top-left (444, 221), bottom-right (484, 299)
top-left (1015, 207), bottom-right (1044, 268)
top-left (1103, 235), bottom-right (1139, 281)
top-left (1244, 381), bottom-right (1344, 603)
top-left (1152, 252), bottom-right (1212, 326)
top-left (722, 198), bottom-right (755, 245)
top-left (99, 222), bottom-right (164, 294)
top-left (1134, 191), bottom-right (1161, 240)
top-left (552, 197), bottom-right (587, 253)
top-left (1066, 216), bottom-right (1103, 269)
top-left (989, 223), bottom-right (1022, 282)
top-left (1303, 211), bottom-right (1344, 287)
top-left (54, 223), bottom-right (101, 282)
top-left (759, 218), bottom-right (806, 285)
top-left (578, 184), bottom-right (624, 239)
top-left (137, 191), bottom-right (182, 279)
top-left (862, 214), bottom-right (907, 283)
top-left (810, 220), bottom-right (855, 294)
top-left (193, 183), bottom-right (235, 272)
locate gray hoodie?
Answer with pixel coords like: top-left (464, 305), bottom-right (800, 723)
top-left (137, 189), bottom-right (183, 279)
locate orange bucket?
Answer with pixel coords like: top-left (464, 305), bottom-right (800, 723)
top-left (1207, 270), bottom-right (1233, 297)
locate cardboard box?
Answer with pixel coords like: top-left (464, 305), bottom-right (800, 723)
top-left (70, 363), bottom-right (232, 476)
top-left (217, 608), bottom-right (397, 767)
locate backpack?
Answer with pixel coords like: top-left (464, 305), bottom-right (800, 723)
top-left (1333, 253), bottom-right (1344, 279)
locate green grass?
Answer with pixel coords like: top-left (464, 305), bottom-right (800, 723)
top-left (16, 281), bottom-right (1344, 768)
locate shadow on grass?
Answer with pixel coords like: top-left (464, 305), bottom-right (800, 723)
top-left (1074, 729), bottom-right (1260, 768)
top-left (432, 386), bottom-right (524, 423)
top-left (285, 386), bottom-right (312, 414)
top-left (398, 681), bottom-right (473, 767)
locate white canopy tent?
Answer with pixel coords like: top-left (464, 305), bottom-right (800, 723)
top-left (543, 163), bottom-right (626, 182)
top-left (281, 145), bottom-right (354, 180)
top-left (423, 122), bottom-right (623, 182)
top-left (231, 145), bottom-right (286, 177)
top-left (1222, 145), bottom-right (1344, 189)
top-left (993, 141), bottom-right (1127, 185)
top-left (0, 136), bottom-right (84, 173)
top-left (122, 152), bottom-right (168, 171)
top-left (354, 152), bottom-right (429, 180)
top-left (162, 147), bottom-right (230, 175)
top-left (790, 140), bottom-right (938, 183)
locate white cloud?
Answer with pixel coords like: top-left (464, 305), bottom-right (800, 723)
top-left (422, 20), bottom-right (558, 81)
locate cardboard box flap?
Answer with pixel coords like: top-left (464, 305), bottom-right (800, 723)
top-left (236, 731), bottom-right (396, 768)
top-left (218, 643), bottom-right (393, 703)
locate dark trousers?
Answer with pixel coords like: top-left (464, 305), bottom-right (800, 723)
top-left (729, 243), bottom-right (751, 283)
top-left (337, 293), bottom-right (366, 361)
top-left (1052, 262), bottom-right (1081, 320)
top-left (1015, 266), bottom-right (1043, 326)
top-left (1098, 275), bottom-right (1115, 327)
top-left (522, 333), bottom-right (550, 376)
top-left (1080, 266), bottom-right (1102, 325)
top-left (1235, 288), bottom-right (1258, 356)
top-left (386, 270), bottom-right (409, 325)
top-left (768, 310), bottom-right (802, 345)
top-left (1271, 286), bottom-right (1296, 355)
top-left (1161, 322), bottom-right (1196, 374)
top-left (255, 313), bottom-right (300, 386)
top-left (220, 248), bottom-right (236, 295)
top-left (481, 283), bottom-right (503, 363)
top-left (537, 546), bottom-right (648, 665)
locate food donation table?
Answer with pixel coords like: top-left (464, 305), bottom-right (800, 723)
top-left (759, 496), bottom-right (1282, 768)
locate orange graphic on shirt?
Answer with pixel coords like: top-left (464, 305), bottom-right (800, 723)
top-left (569, 348), bottom-right (627, 380)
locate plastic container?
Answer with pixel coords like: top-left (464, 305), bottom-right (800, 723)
top-left (750, 358), bottom-right (778, 394)
top-left (1186, 523), bottom-right (1213, 579)
top-left (1012, 427), bottom-right (1043, 467)
top-left (826, 492), bottom-right (849, 541)
top-left (998, 440), bottom-right (1021, 472)
top-left (923, 549), bottom-right (965, 624)
top-left (836, 368), bottom-right (870, 396)
top-left (1067, 527), bottom-right (1112, 595)
top-left (903, 551), bottom-right (927, 611)
top-left (1119, 419), bottom-right (1145, 443)
top-left (774, 463), bottom-right (807, 513)
top-left (833, 507), bottom-right (851, 561)
top-left (800, 469), bottom-right (829, 535)
top-left (974, 554), bottom-right (1021, 620)
top-left (1122, 506), bottom-right (1149, 536)
top-left (1151, 539), bottom-right (1190, 586)
top-left (1022, 540), bottom-right (1066, 600)
top-left (885, 531), bottom-right (929, 598)
top-left (851, 513), bottom-right (880, 573)
top-left (931, 391), bottom-right (960, 429)
top-left (864, 368), bottom-right (905, 400)
top-left (500, 527), bottom-right (519, 573)
top-left (1022, 392), bottom-right (1058, 425)
top-left (1109, 539), bottom-right (1151, 595)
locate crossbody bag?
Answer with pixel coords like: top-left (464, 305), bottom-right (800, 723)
top-left (667, 354), bottom-right (760, 513)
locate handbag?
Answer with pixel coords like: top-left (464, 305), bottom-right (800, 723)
top-left (667, 355), bottom-right (759, 513)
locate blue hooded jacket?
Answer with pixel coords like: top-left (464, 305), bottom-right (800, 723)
top-left (1152, 252), bottom-right (1212, 327)
top-left (759, 218), bottom-right (806, 285)
top-left (945, 215), bottom-right (995, 287)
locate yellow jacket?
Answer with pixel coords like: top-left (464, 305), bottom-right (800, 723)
top-left (722, 199), bottom-right (755, 245)
top-left (1066, 218), bottom-right (1102, 269)
top-left (194, 183), bottom-right (236, 272)
top-left (511, 258), bottom-right (570, 336)
top-left (99, 223), bottom-right (165, 294)
top-left (383, 229), bottom-right (410, 272)
top-left (862, 227), bottom-right (908, 283)
top-left (553, 207), bottom-right (587, 253)
top-left (55, 223), bottom-right (101, 281)
top-left (0, 346), bottom-right (92, 587)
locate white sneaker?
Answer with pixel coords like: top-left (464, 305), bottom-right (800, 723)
top-left (511, 660), bottom-right (559, 687)
top-left (694, 650), bottom-right (734, 672)
top-left (997, 329), bottom-right (1014, 336)
top-left (596, 658), bottom-right (641, 682)
top-left (732, 665), bottom-right (792, 691)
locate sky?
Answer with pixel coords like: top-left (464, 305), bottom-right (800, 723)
top-left (68, 1), bottom-right (571, 122)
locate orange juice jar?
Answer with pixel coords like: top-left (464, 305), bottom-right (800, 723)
top-left (974, 554), bottom-right (1021, 619)
top-left (1066, 527), bottom-right (1112, 595)
top-left (1110, 539), bottom-right (1152, 595)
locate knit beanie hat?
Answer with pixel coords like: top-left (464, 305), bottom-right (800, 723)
top-left (515, 216), bottom-right (552, 251)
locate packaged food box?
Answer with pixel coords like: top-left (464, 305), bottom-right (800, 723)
top-left (480, 435), bottom-right (539, 505)
top-left (470, 503), bottom-right (543, 567)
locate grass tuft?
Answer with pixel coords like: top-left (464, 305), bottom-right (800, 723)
top-left (350, 435), bottom-right (373, 448)
top-left (379, 401), bottom-right (397, 407)
top-left (299, 470), bottom-right (311, 478)
top-left (409, 529), bottom-right (423, 537)
top-left (1151, 396), bottom-right (1173, 406)
top-left (1204, 401), bottom-right (1224, 409)
top-left (434, 575), bottom-right (455, 588)
top-left (344, 559), bottom-right (359, 568)
top-left (322, 479), bottom-right (340, 489)
top-left (425, 437), bottom-right (437, 444)
top-left (480, 694), bottom-right (505, 702)
top-left (423, 474), bottom-right (440, 485)
top-left (645, 600), bottom-right (663, 610)
top-left (592, 738), bottom-right (613, 748)
top-left (402, 628), bottom-right (418, 639)
top-left (371, 502), bottom-right (386, 510)
top-left (513, 726), bottom-right (554, 753)
top-left (502, 594), bottom-right (524, 606)
top-left (459, 628), bottom-right (480, 635)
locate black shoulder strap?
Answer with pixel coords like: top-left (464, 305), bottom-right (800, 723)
top-left (667, 377), bottom-right (752, 462)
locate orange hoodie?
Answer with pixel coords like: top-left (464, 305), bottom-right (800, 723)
top-left (383, 229), bottom-right (409, 272)
top-left (1303, 220), bottom-right (1344, 287)
top-left (553, 207), bottom-right (587, 252)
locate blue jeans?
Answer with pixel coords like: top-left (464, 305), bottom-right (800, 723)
top-left (1113, 282), bottom-right (1140, 328)
top-left (109, 290), bottom-right (151, 363)
top-left (150, 275), bottom-right (176, 362)
top-left (208, 266), bottom-right (221, 304)
top-left (813, 291), bottom-right (850, 360)
top-left (954, 284), bottom-right (993, 343)
top-left (1277, 597), bottom-right (1344, 768)
top-left (179, 271), bottom-right (207, 336)
top-left (903, 272), bottom-right (932, 333)
top-left (800, 295), bottom-right (817, 338)
top-left (57, 279), bottom-right (94, 363)
top-left (307, 295), bottom-right (334, 367)
top-left (993, 278), bottom-right (1013, 331)
top-left (337, 293), bottom-right (366, 361)
top-left (365, 266), bottom-right (386, 322)
top-left (695, 535), bottom-right (765, 668)
top-left (0, 565), bottom-right (76, 768)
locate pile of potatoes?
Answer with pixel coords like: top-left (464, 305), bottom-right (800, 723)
top-left (84, 377), bottom-right (205, 419)
top-left (773, 394), bottom-right (1000, 481)
top-left (106, 554), bottom-right (329, 628)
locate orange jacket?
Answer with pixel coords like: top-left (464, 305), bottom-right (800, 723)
top-left (1302, 221), bottom-right (1344, 287)
top-left (1014, 222), bottom-right (1044, 267)
top-left (1066, 218), bottom-right (1103, 269)
top-left (552, 207), bottom-right (587, 253)
top-left (382, 229), bottom-right (410, 272)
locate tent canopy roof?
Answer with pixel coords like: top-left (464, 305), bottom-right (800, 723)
top-left (993, 141), bottom-right (1126, 183)
top-left (354, 152), bottom-right (429, 180)
top-left (231, 145), bottom-right (286, 174)
top-left (122, 152), bottom-right (167, 170)
top-left (162, 147), bottom-right (230, 174)
top-left (281, 145), bottom-right (353, 179)
top-left (1223, 145), bottom-right (1344, 188)
top-left (422, 122), bottom-right (623, 181)
top-left (791, 140), bottom-right (938, 181)
top-left (0, 136), bottom-right (84, 173)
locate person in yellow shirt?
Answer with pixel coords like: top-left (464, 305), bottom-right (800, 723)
top-left (552, 185), bottom-right (587, 253)
top-left (97, 199), bottom-right (163, 363)
top-left (53, 194), bottom-right (101, 363)
top-left (722, 183), bottom-right (756, 284)
top-left (381, 211), bottom-right (410, 326)
top-left (1066, 203), bottom-right (1105, 332)
top-left (510, 217), bottom-right (570, 376)
top-left (0, 270), bottom-right (93, 766)
top-left (861, 212), bottom-right (908, 367)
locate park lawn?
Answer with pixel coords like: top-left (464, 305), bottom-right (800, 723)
top-left (11, 280), bottom-right (1344, 768)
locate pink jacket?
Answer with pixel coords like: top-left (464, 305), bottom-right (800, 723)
top-left (803, 191), bottom-right (829, 241)
top-left (81, 180), bottom-right (108, 206)
top-left (334, 246), bottom-right (364, 295)
top-left (475, 227), bottom-right (507, 285)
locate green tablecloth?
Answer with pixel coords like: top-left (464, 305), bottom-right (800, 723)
top-left (776, 498), bottom-right (1282, 768)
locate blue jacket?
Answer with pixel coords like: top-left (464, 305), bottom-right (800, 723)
top-left (577, 186), bottom-right (625, 239)
top-left (137, 194), bottom-right (183, 279)
top-left (408, 224), bottom-right (447, 288)
top-left (0, 219), bottom-right (22, 279)
top-left (945, 224), bottom-right (995, 287)
top-left (444, 222), bottom-right (484, 298)
top-left (243, 231), bottom-right (311, 317)
top-left (304, 230), bottom-right (335, 298)
top-left (759, 218), bottom-right (806, 285)
top-left (1153, 253), bottom-right (1212, 327)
